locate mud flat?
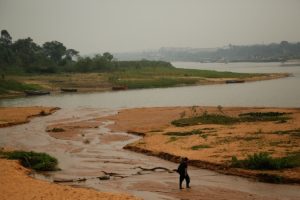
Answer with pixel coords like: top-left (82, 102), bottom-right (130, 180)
top-left (104, 106), bottom-right (300, 183)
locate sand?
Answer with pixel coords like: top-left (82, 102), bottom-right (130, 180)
top-left (0, 159), bottom-right (140, 200)
top-left (0, 106), bottom-right (59, 127)
top-left (103, 106), bottom-right (300, 182)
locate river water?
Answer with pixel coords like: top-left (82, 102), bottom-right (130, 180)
top-left (0, 62), bottom-right (300, 108)
top-left (1, 62), bottom-right (300, 199)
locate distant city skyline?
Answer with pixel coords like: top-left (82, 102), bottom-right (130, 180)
top-left (1, 0), bottom-right (300, 54)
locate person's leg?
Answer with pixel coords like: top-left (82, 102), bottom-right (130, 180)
top-left (185, 174), bottom-right (190, 188)
top-left (179, 175), bottom-right (184, 189)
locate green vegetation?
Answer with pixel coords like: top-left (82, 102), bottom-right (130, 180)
top-left (166, 136), bottom-right (179, 143)
top-left (273, 129), bottom-right (300, 137)
top-left (1, 150), bottom-right (58, 171)
top-left (172, 112), bottom-right (240, 127)
top-left (172, 111), bottom-right (291, 127)
top-left (191, 144), bottom-right (211, 150)
top-left (164, 129), bottom-right (203, 136)
top-left (0, 79), bottom-right (41, 94)
top-left (238, 112), bottom-right (290, 122)
top-left (0, 29), bottom-right (267, 95)
top-left (231, 152), bottom-right (300, 170)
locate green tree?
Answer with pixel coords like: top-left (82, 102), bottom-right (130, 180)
top-left (43, 41), bottom-right (66, 64)
top-left (12, 37), bottom-right (41, 67)
top-left (103, 52), bottom-right (113, 62)
top-left (0, 30), bottom-right (14, 68)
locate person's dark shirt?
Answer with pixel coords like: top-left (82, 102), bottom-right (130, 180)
top-left (177, 162), bottom-right (187, 176)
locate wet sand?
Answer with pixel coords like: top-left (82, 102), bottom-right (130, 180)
top-left (0, 107), bottom-right (300, 200)
top-left (0, 159), bottom-right (139, 200)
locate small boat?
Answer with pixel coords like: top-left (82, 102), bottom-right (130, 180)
top-left (24, 90), bottom-right (50, 96)
top-left (112, 86), bottom-right (128, 91)
top-left (225, 80), bottom-right (245, 84)
top-left (61, 88), bottom-right (78, 92)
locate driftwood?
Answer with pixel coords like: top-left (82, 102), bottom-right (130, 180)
top-left (101, 171), bottom-right (128, 178)
top-left (134, 166), bottom-right (175, 173)
top-left (53, 177), bottom-right (87, 183)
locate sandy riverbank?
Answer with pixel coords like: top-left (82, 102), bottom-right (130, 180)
top-left (0, 106), bottom-right (60, 127)
top-left (0, 159), bottom-right (139, 200)
top-left (0, 72), bottom-right (289, 99)
top-left (103, 106), bottom-right (300, 183)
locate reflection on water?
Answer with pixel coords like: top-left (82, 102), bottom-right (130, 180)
top-left (0, 62), bottom-right (300, 108)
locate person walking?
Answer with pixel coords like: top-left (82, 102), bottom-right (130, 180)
top-left (177, 157), bottom-right (190, 189)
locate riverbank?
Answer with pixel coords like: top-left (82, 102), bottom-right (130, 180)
top-left (0, 158), bottom-right (139, 200)
top-left (103, 106), bottom-right (300, 183)
top-left (0, 106), bottom-right (60, 127)
top-left (0, 71), bottom-right (289, 99)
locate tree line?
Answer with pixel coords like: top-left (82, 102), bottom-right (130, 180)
top-left (116, 42), bottom-right (300, 62)
top-left (0, 30), bottom-right (172, 74)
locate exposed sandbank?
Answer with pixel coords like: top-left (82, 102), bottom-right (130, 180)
top-left (103, 106), bottom-right (300, 183)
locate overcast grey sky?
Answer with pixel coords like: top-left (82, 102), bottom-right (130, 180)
top-left (1, 0), bottom-right (300, 54)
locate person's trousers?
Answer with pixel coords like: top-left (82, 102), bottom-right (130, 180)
top-left (179, 174), bottom-right (190, 188)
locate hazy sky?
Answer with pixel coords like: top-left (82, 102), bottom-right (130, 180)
top-left (1, 0), bottom-right (300, 54)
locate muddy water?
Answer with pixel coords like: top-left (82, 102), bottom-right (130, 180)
top-left (1, 108), bottom-right (300, 200)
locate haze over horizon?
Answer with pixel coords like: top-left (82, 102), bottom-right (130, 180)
top-left (1, 0), bottom-right (300, 55)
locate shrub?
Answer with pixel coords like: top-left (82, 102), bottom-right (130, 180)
top-left (4, 151), bottom-right (58, 171)
top-left (191, 145), bottom-right (211, 150)
top-left (231, 152), bottom-right (300, 170)
top-left (164, 129), bottom-right (203, 136)
top-left (172, 113), bottom-right (239, 127)
top-left (239, 112), bottom-right (290, 122)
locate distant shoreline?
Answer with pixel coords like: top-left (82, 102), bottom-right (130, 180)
top-left (0, 72), bottom-right (289, 99)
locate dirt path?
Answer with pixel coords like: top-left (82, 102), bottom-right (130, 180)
top-left (0, 108), bottom-right (300, 200)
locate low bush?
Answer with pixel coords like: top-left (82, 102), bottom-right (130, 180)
top-left (2, 151), bottom-right (58, 171)
top-left (239, 112), bottom-right (290, 122)
top-left (231, 152), bottom-right (300, 170)
top-left (171, 111), bottom-right (291, 127)
top-left (172, 113), bottom-right (239, 127)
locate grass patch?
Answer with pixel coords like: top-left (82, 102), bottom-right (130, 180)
top-left (164, 129), bottom-right (203, 136)
top-left (231, 152), bottom-right (300, 170)
top-left (1, 150), bottom-right (58, 171)
top-left (172, 112), bottom-right (291, 127)
top-left (166, 136), bottom-right (179, 143)
top-left (239, 112), bottom-right (290, 122)
top-left (172, 113), bottom-right (239, 127)
top-left (112, 77), bottom-right (198, 89)
top-left (273, 129), bottom-right (300, 137)
top-left (108, 67), bottom-right (260, 89)
top-left (191, 144), bottom-right (211, 150)
top-left (0, 79), bottom-right (42, 94)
